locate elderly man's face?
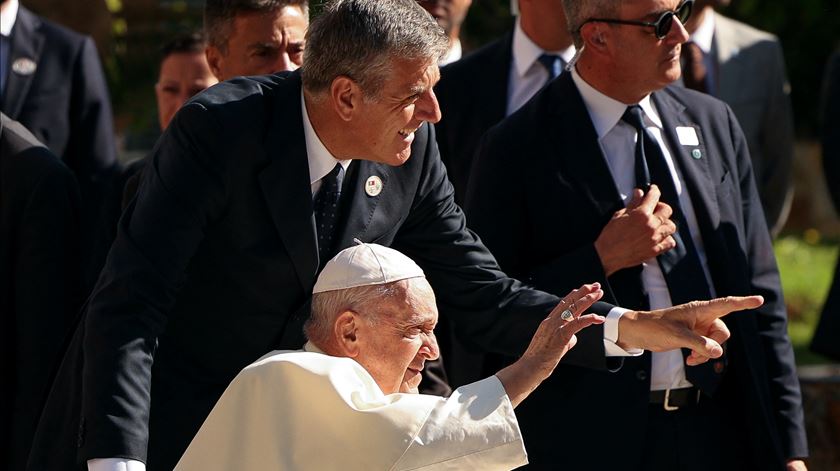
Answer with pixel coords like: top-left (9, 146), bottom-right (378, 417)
top-left (610, 0), bottom-right (690, 95)
top-left (207, 5), bottom-right (307, 81)
top-left (155, 51), bottom-right (218, 131)
top-left (352, 58), bottom-right (442, 166)
top-left (354, 278), bottom-right (440, 394)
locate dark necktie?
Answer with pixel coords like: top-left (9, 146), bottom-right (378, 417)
top-left (621, 105), bottom-right (723, 395)
top-left (681, 41), bottom-right (708, 94)
top-left (537, 53), bottom-right (563, 84)
top-left (313, 163), bottom-right (345, 267)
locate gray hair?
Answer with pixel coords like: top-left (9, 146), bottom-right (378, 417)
top-left (300, 0), bottom-right (449, 99)
top-left (305, 282), bottom-right (404, 347)
top-left (561, 0), bottom-right (621, 48)
top-left (204, 0), bottom-right (310, 52)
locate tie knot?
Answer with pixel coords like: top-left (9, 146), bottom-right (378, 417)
top-left (537, 53), bottom-right (562, 81)
top-left (321, 163), bottom-right (345, 195)
top-left (621, 105), bottom-right (646, 130)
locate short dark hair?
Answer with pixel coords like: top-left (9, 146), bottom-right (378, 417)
top-left (203, 0), bottom-right (309, 53)
top-left (160, 31), bottom-right (207, 61)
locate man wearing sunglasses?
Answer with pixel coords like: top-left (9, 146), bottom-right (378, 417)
top-left (464, 0), bottom-right (807, 470)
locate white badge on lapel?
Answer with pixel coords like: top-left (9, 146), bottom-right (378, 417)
top-left (676, 126), bottom-right (699, 146)
top-left (12, 57), bottom-right (37, 76)
top-left (365, 176), bottom-right (383, 197)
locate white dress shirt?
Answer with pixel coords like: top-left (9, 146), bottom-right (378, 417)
top-left (506, 18), bottom-right (576, 116)
top-left (439, 38), bottom-right (463, 66)
top-left (571, 67), bottom-right (717, 391)
top-left (302, 91), bottom-right (352, 196)
top-left (176, 342), bottom-right (528, 470)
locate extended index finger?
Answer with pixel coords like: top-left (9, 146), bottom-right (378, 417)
top-left (696, 295), bottom-right (764, 324)
top-left (636, 184), bottom-right (662, 214)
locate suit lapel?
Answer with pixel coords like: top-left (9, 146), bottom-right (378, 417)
top-left (2, 7), bottom-right (44, 117)
top-left (258, 75), bottom-right (319, 292)
top-left (653, 89), bottom-right (720, 229)
top-left (486, 33), bottom-right (515, 123)
top-left (333, 160), bottom-right (390, 250)
top-left (550, 74), bottom-right (624, 216)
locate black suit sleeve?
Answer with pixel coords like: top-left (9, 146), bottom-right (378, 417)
top-left (725, 104), bottom-right (808, 459)
top-left (80, 103), bottom-right (227, 462)
top-left (392, 124), bottom-right (612, 369)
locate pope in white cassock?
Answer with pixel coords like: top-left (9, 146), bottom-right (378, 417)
top-left (175, 241), bottom-right (608, 470)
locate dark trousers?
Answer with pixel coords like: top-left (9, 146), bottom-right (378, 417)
top-left (641, 395), bottom-right (751, 471)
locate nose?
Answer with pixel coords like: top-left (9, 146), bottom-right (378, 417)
top-left (415, 89), bottom-right (442, 124)
top-left (419, 331), bottom-right (440, 361)
top-left (669, 16), bottom-right (690, 44)
top-left (273, 54), bottom-right (297, 73)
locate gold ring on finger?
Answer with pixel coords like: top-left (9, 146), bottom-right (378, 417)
top-left (560, 309), bottom-right (574, 322)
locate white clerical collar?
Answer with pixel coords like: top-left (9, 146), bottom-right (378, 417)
top-left (303, 341), bottom-right (326, 354)
top-left (571, 66), bottom-right (662, 139)
top-left (689, 8), bottom-right (715, 54)
top-left (511, 17), bottom-right (576, 78)
top-left (300, 91), bottom-right (351, 186)
top-left (1, 0), bottom-right (19, 37)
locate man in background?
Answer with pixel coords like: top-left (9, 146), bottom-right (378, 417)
top-left (418, 0), bottom-right (473, 65)
top-left (204, 0), bottom-right (308, 81)
top-left (0, 0), bottom-right (119, 287)
top-left (683, 0), bottom-right (795, 236)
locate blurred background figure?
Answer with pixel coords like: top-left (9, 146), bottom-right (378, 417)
top-left (120, 32), bottom-right (218, 208)
top-left (204, 0), bottom-right (308, 81)
top-left (683, 0), bottom-right (795, 237)
top-left (0, 112), bottom-right (84, 471)
top-left (0, 0), bottom-right (119, 289)
top-left (155, 32), bottom-right (217, 131)
top-left (417, 0), bottom-right (473, 65)
top-left (811, 49), bottom-right (840, 362)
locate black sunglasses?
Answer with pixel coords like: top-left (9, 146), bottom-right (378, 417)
top-left (580, 0), bottom-right (694, 40)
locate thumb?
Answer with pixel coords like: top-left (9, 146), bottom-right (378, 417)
top-left (682, 332), bottom-right (724, 363)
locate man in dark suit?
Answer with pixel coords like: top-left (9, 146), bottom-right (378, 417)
top-left (435, 0), bottom-right (575, 206)
top-left (0, 112), bottom-right (84, 471)
top-left (466, 0), bottom-right (807, 470)
top-left (812, 50), bottom-right (840, 361)
top-left (0, 0), bottom-right (119, 287)
top-left (29, 1), bottom-right (760, 470)
top-left (682, 0), bottom-right (795, 236)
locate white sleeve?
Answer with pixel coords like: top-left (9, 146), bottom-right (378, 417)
top-left (88, 458), bottom-right (146, 471)
top-left (604, 307), bottom-right (644, 356)
top-left (393, 376), bottom-right (528, 471)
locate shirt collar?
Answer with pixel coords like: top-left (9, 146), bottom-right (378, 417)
top-left (303, 341), bottom-right (326, 354)
top-left (439, 38), bottom-right (462, 66)
top-left (689, 8), bottom-right (715, 54)
top-left (1, 0), bottom-right (19, 37)
top-left (571, 66), bottom-right (662, 139)
top-left (512, 17), bottom-right (576, 78)
top-left (301, 91), bottom-right (351, 186)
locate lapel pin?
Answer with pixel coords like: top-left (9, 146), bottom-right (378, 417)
top-left (691, 149), bottom-right (702, 159)
top-left (11, 57), bottom-right (37, 76)
top-left (676, 126), bottom-right (699, 146)
top-left (365, 175), bottom-right (383, 197)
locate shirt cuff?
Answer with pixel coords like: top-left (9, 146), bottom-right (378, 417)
top-left (88, 458), bottom-right (146, 471)
top-left (603, 307), bottom-right (644, 357)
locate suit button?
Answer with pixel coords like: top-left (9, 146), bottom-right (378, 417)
top-left (636, 370), bottom-right (648, 381)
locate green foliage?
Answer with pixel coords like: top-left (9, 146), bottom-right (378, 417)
top-left (774, 236), bottom-right (838, 365)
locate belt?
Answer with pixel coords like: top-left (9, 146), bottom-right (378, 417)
top-left (649, 387), bottom-right (700, 411)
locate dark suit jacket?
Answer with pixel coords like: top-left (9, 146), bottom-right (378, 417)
top-left (434, 33), bottom-right (512, 205)
top-left (466, 72), bottom-right (807, 470)
top-left (812, 51), bottom-right (840, 360)
top-left (2, 6), bottom-right (119, 286)
top-left (29, 72), bottom-right (616, 471)
top-left (0, 113), bottom-right (83, 471)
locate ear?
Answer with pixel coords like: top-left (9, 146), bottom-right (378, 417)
top-left (205, 46), bottom-right (224, 81)
top-left (333, 310), bottom-right (361, 357)
top-left (581, 22), bottom-right (609, 54)
top-left (330, 75), bottom-right (360, 122)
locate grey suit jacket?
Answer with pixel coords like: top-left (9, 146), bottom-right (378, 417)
top-left (714, 14), bottom-right (795, 236)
